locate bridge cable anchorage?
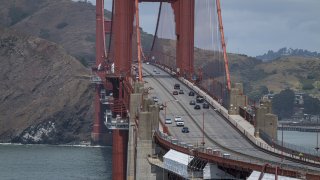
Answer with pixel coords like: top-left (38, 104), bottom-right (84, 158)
top-left (216, 0), bottom-right (231, 90)
top-left (135, 0), bottom-right (143, 82)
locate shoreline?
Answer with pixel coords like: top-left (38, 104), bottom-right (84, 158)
top-left (0, 142), bottom-right (111, 148)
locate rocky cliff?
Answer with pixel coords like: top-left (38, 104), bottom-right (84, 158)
top-left (0, 28), bottom-right (93, 144)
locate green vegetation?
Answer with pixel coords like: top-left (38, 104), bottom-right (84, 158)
top-left (85, 34), bottom-right (95, 42)
top-left (303, 95), bottom-right (320, 115)
top-left (247, 85), bottom-right (269, 101)
top-left (9, 6), bottom-right (29, 25)
top-left (272, 89), bottom-right (295, 119)
top-left (39, 28), bottom-right (50, 39)
top-left (302, 82), bottom-right (315, 90)
top-left (56, 22), bottom-right (68, 29)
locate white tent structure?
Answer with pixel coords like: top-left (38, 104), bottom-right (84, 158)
top-left (163, 149), bottom-right (193, 178)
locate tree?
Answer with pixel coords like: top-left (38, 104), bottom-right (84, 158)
top-left (259, 85), bottom-right (269, 95)
top-left (272, 89), bottom-right (295, 118)
top-left (303, 95), bottom-right (320, 115)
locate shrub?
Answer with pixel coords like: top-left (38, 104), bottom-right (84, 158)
top-left (56, 22), bottom-right (68, 29)
top-left (9, 6), bottom-right (29, 25)
top-left (302, 83), bottom-right (314, 90)
top-left (39, 29), bottom-right (50, 39)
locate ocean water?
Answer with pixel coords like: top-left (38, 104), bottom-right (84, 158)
top-left (0, 144), bottom-right (112, 180)
top-left (277, 130), bottom-right (319, 149)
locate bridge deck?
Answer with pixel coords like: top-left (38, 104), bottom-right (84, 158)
top-left (143, 63), bottom-right (320, 173)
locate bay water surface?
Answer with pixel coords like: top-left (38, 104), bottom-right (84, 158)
top-left (0, 144), bottom-right (112, 180)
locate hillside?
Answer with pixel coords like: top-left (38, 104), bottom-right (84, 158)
top-left (0, 0), bottom-right (98, 65)
top-left (256, 47), bottom-right (320, 61)
top-left (0, 28), bottom-right (93, 144)
top-left (0, 0), bottom-right (153, 66)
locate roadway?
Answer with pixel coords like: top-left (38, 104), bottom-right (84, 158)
top-left (142, 63), bottom-right (320, 173)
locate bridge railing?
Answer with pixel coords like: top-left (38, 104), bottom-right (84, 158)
top-left (260, 129), bottom-right (320, 161)
top-left (153, 130), bottom-right (313, 178)
top-left (151, 62), bottom-right (320, 167)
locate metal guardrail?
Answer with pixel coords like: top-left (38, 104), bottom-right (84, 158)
top-left (260, 129), bottom-right (320, 160)
top-left (153, 130), bottom-right (316, 179)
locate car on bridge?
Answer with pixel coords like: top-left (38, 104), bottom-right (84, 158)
top-left (165, 118), bottom-right (172, 124)
top-left (174, 83), bottom-right (180, 89)
top-left (173, 91), bottom-right (178, 95)
top-left (181, 127), bottom-right (189, 133)
top-left (203, 103), bottom-right (209, 109)
top-left (189, 100), bottom-right (196, 105)
top-left (179, 89), bottom-right (184, 94)
top-left (153, 97), bottom-right (159, 103)
top-left (174, 116), bottom-right (182, 122)
top-left (188, 91), bottom-right (195, 96)
top-left (194, 105), bottom-right (201, 110)
top-left (196, 95), bottom-right (204, 103)
top-left (176, 120), bottom-right (184, 126)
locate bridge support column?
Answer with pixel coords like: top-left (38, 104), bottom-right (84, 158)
top-left (114, 0), bottom-right (134, 75)
top-left (255, 99), bottom-right (278, 140)
top-left (127, 82), bottom-right (144, 180)
top-left (229, 83), bottom-right (247, 115)
top-left (172, 0), bottom-right (195, 79)
top-left (112, 129), bottom-right (129, 180)
top-left (135, 98), bottom-right (160, 180)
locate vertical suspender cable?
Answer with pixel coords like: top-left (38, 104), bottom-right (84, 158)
top-left (151, 3), bottom-right (162, 52)
top-left (135, 0), bottom-right (143, 82)
top-left (216, 0), bottom-right (231, 90)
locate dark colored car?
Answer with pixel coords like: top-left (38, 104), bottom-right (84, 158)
top-left (194, 105), bottom-right (201, 110)
top-left (181, 127), bottom-right (189, 133)
top-left (173, 91), bottom-right (179, 95)
top-left (174, 84), bottom-right (180, 89)
top-left (196, 95), bottom-right (204, 103)
top-left (203, 103), bottom-right (209, 109)
top-left (179, 89), bottom-right (184, 94)
top-left (189, 100), bottom-right (196, 105)
top-left (189, 91), bottom-right (195, 96)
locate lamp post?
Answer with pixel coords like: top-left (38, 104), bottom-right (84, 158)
top-left (316, 116), bottom-right (319, 155)
top-left (201, 112), bottom-right (205, 146)
top-left (164, 99), bottom-right (178, 119)
top-left (281, 123), bottom-right (284, 162)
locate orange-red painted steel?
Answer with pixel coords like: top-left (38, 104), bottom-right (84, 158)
top-left (92, 0), bottom-right (107, 144)
top-left (96, 0), bottom-right (106, 66)
top-left (135, 0), bottom-right (143, 82)
top-left (104, 20), bottom-right (112, 33)
top-left (112, 129), bottom-right (129, 180)
top-left (113, 0), bottom-right (134, 75)
top-left (216, 0), bottom-right (231, 90)
top-left (172, 0), bottom-right (195, 78)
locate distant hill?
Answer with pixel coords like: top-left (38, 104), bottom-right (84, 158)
top-left (256, 47), bottom-right (320, 61)
top-left (0, 0), bottom-right (154, 66)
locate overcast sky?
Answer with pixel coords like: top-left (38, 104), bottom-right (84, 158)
top-left (86, 0), bottom-right (320, 56)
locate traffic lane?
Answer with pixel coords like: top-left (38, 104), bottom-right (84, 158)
top-left (144, 64), bottom-right (320, 170)
top-left (146, 65), bottom-right (276, 155)
top-left (144, 67), bottom-right (216, 147)
top-left (145, 64), bottom-right (270, 152)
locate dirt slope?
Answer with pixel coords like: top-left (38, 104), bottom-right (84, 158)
top-left (0, 28), bottom-right (93, 144)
